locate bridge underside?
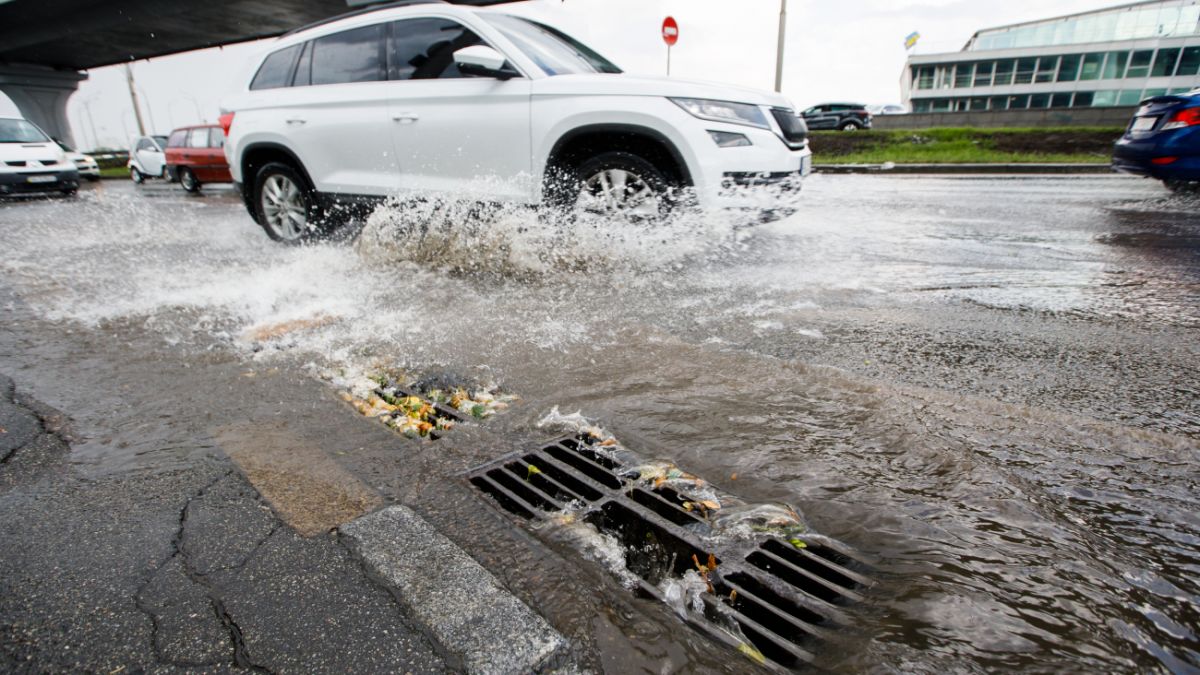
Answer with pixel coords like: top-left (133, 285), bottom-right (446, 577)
top-left (0, 0), bottom-right (512, 146)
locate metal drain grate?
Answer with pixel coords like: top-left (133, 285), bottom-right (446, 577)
top-left (467, 435), bottom-right (871, 670)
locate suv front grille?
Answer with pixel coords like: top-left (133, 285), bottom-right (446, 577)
top-left (771, 108), bottom-right (809, 149)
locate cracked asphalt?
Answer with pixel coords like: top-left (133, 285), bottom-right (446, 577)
top-left (0, 373), bottom-right (448, 674)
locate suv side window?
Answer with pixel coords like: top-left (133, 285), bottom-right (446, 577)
top-left (251, 44), bottom-right (301, 90)
top-left (311, 24), bottom-right (386, 85)
top-left (187, 128), bottom-right (209, 148)
top-left (390, 18), bottom-right (485, 80)
top-left (166, 130), bottom-right (187, 148)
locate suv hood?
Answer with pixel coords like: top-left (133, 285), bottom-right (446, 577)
top-left (531, 74), bottom-right (794, 109)
top-left (0, 141), bottom-right (65, 164)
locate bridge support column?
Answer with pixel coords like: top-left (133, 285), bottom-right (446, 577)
top-left (0, 64), bottom-right (87, 148)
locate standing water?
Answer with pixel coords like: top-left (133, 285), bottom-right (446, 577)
top-left (0, 176), bottom-right (1197, 671)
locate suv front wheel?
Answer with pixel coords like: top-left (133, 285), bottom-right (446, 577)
top-left (567, 151), bottom-right (675, 221)
top-left (254, 162), bottom-right (319, 243)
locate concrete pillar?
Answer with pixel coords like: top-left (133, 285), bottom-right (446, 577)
top-left (0, 64), bottom-right (87, 148)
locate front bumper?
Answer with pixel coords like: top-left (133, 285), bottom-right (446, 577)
top-left (0, 169), bottom-right (80, 195)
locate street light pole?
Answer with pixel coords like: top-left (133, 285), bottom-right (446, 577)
top-left (774, 0), bottom-right (787, 93)
top-left (124, 63), bottom-right (147, 136)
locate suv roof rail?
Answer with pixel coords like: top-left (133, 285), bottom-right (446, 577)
top-left (283, 0), bottom-right (447, 37)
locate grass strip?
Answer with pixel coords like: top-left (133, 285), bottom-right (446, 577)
top-left (811, 127), bottom-right (1123, 165)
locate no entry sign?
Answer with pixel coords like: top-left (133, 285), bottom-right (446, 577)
top-left (662, 16), bottom-right (679, 46)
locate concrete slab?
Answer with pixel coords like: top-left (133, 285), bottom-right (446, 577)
top-left (341, 505), bottom-right (567, 675)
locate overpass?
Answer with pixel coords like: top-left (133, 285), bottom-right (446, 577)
top-left (0, 0), bottom-right (509, 145)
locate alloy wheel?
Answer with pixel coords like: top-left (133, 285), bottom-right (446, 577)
top-left (260, 174), bottom-right (308, 241)
top-left (578, 168), bottom-right (662, 220)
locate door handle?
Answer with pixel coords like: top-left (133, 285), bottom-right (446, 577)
top-left (392, 113), bottom-right (419, 123)
top-left (285, 118), bottom-right (307, 125)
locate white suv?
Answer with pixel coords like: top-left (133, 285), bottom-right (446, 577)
top-left (222, 0), bottom-right (812, 242)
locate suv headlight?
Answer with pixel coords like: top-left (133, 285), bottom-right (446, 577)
top-left (670, 98), bottom-right (770, 129)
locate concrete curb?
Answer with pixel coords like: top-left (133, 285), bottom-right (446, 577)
top-left (815, 163), bottom-right (1115, 175)
top-left (340, 505), bottom-right (567, 675)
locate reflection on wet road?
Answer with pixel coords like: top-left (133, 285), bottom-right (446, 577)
top-left (1, 175), bottom-right (1197, 671)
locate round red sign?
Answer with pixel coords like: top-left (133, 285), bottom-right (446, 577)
top-left (662, 16), bottom-right (679, 47)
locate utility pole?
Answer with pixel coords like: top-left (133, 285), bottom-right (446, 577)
top-left (774, 0), bottom-right (787, 93)
top-left (82, 100), bottom-right (99, 151)
top-left (124, 63), bottom-right (146, 136)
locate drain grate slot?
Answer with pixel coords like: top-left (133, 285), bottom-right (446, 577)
top-left (469, 475), bottom-right (536, 519)
top-left (466, 435), bottom-right (871, 670)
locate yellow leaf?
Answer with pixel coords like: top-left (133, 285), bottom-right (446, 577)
top-left (737, 643), bottom-right (766, 665)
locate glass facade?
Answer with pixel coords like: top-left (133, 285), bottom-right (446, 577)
top-left (911, 85), bottom-right (1196, 113)
top-left (914, 46), bottom-right (1200, 93)
top-left (969, 1), bottom-right (1200, 51)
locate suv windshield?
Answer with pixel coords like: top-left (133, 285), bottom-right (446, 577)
top-left (0, 119), bottom-right (49, 143)
top-left (483, 15), bottom-right (620, 76)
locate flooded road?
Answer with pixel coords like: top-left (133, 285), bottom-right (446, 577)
top-left (1, 175), bottom-right (1197, 672)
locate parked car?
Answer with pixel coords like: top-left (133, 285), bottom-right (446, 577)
top-left (55, 140), bottom-right (100, 181)
top-left (165, 124), bottom-right (233, 192)
top-left (221, 2), bottom-right (812, 242)
top-left (127, 135), bottom-right (168, 183)
top-left (1112, 88), bottom-right (1200, 192)
top-left (801, 103), bottom-right (873, 131)
top-left (0, 116), bottom-right (80, 196)
top-left (867, 104), bottom-right (907, 116)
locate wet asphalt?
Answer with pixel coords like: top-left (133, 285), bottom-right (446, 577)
top-left (0, 174), bottom-right (1197, 673)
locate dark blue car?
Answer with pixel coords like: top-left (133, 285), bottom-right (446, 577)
top-left (1112, 88), bottom-right (1200, 192)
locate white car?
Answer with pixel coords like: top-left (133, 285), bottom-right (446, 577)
top-left (56, 140), bottom-right (100, 181)
top-left (0, 117), bottom-right (80, 197)
top-left (127, 135), bottom-right (168, 183)
top-left (222, 2), bottom-right (812, 242)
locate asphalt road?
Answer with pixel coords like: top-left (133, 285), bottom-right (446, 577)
top-left (0, 174), bottom-right (1197, 673)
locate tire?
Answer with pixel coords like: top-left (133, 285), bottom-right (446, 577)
top-left (179, 168), bottom-right (200, 193)
top-left (1164, 179), bottom-right (1197, 194)
top-left (252, 162), bottom-right (323, 243)
top-left (61, 187), bottom-right (78, 197)
top-left (555, 150), bottom-right (677, 222)
top-left (130, 167), bottom-right (144, 184)
top-left (86, 176), bottom-right (100, 182)
top-left (838, 121), bottom-right (863, 131)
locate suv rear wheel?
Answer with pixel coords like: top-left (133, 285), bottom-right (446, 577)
top-left (566, 151), bottom-right (675, 221)
top-left (254, 162), bottom-right (320, 243)
top-left (838, 120), bottom-right (862, 131)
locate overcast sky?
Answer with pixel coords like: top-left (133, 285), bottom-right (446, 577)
top-left (2, 0), bottom-right (1123, 149)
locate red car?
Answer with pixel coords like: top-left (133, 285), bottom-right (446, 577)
top-left (165, 124), bottom-right (232, 192)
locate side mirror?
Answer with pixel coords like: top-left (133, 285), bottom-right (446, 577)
top-left (453, 45), bottom-right (518, 80)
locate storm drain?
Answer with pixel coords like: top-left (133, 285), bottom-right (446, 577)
top-left (467, 435), bottom-right (871, 670)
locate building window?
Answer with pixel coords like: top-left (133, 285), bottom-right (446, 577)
top-left (1051, 92), bottom-right (1072, 108)
top-left (1030, 93), bottom-right (1051, 108)
top-left (989, 96), bottom-right (1009, 110)
top-left (973, 62), bottom-right (994, 87)
top-left (969, 96), bottom-right (989, 110)
top-left (916, 66), bottom-right (935, 90)
top-left (1014, 58), bottom-right (1037, 84)
top-left (993, 60), bottom-right (1015, 86)
top-left (1073, 91), bottom-right (1094, 107)
top-left (913, 99), bottom-right (932, 113)
top-left (1152, 49), bottom-right (1180, 78)
top-left (1092, 90), bottom-right (1118, 107)
top-left (1057, 54), bottom-right (1082, 82)
top-left (954, 63), bottom-right (974, 88)
top-left (1101, 51), bottom-right (1129, 79)
top-left (1079, 53), bottom-right (1104, 80)
top-left (1178, 47), bottom-right (1200, 76)
top-left (1125, 50), bottom-right (1153, 79)
top-left (1142, 88), bottom-right (1167, 99)
top-left (1116, 90), bottom-right (1143, 106)
top-left (932, 99), bottom-right (953, 113)
top-left (1008, 94), bottom-right (1030, 109)
top-left (1035, 56), bottom-right (1059, 83)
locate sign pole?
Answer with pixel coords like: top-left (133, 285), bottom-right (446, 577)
top-left (774, 0), bottom-right (787, 92)
top-left (662, 16), bottom-right (678, 77)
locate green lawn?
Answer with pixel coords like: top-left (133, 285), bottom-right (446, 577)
top-left (811, 127), bottom-right (1121, 165)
